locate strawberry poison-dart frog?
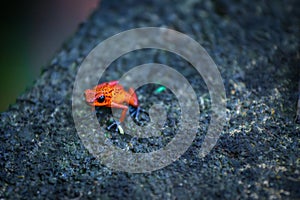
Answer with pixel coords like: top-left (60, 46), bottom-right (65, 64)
top-left (84, 80), bottom-right (145, 134)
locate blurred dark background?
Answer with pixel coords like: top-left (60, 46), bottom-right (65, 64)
top-left (0, 0), bottom-right (100, 112)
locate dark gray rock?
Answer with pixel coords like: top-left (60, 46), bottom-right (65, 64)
top-left (0, 0), bottom-right (299, 199)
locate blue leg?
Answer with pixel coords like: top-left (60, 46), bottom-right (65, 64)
top-left (129, 106), bottom-right (150, 123)
top-left (107, 120), bottom-right (124, 134)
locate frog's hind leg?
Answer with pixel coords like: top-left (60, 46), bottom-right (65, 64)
top-left (128, 88), bottom-right (139, 107)
top-left (129, 106), bottom-right (150, 124)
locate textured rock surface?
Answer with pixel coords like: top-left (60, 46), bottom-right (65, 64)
top-left (1, 0), bottom-right (299, 199)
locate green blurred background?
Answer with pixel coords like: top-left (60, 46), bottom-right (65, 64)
top-left (0, 0), bottom-right (99, 112)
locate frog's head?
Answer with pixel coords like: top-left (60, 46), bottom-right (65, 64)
top-left (84, 89), bottom-right (97, 104)
top-left (84, 89), bottom-right (107, 106)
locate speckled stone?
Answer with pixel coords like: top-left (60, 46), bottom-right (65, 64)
top-left (0, 0), bottom-right (299, 199)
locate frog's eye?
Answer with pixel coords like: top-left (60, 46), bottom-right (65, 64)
top-left (97, 95), bottom-right (105, 103)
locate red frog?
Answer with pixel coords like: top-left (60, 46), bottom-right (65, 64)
top-left (84, 80), bottom-right (144, 133)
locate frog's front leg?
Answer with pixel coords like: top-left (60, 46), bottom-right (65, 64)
top-left (110, 102), bottom-right (128, 123)
top-left (107, 120), bottom-right (124, 134)
top-left (107, 102), bottom-right (128, 134)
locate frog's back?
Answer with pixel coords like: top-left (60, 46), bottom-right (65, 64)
top-left (111, 84), bottom-right (131, 104)
top-left (95, 83), bottom-right (127, 103)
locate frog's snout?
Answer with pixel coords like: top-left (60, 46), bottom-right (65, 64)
top-left (84, 89), bottom-right (96, 103)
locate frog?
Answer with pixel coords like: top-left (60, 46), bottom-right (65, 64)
top-left (84, 80), bottom-right (146, 134)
